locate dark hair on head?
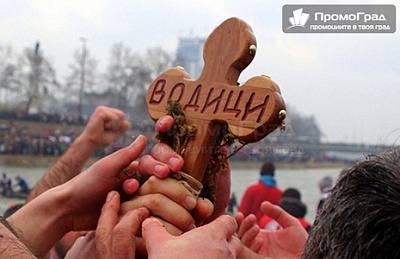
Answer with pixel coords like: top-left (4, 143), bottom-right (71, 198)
top-left (282, 188), bottom-right (301, 200)
top-left (260, 162), bottom-right (275, 176)
top-left (304, 148), bottom-right (400, 259)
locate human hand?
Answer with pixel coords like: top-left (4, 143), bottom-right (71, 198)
top-left (151, 115), bottom-right (230, 223)
top-left (142, 214), bottom-right (242, 259)
top-left (65, 191), bottom-right (149, 259)
top-left (121, 140), bottom-right (214, 256)
top-left (63, 135), bottom-right (148, 231)
top-left (80, 106), bottom-right (130, 149)
top-left (121, 174), bottom-right (214, 233)
top-left (236, 201), bottom-right (308, 259)
top-left (7, 137), bottom-right (149, 258)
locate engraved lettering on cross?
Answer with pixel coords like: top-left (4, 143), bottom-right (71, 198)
top-left (146, 17), bottom-right (286, 183)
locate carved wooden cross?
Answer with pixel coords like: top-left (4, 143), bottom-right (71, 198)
top-left (146, 17), bottom-right (286, 184)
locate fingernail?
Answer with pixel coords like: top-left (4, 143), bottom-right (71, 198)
top-left (106, 191), bottom-right (116, 202)
top-left (158, 117), bottom-right (168, 127)
top-left (168, 157), bottom-right (180, 169)
top-left (130, 135), bottom-right (145, 146)
top-left (185, 195), bottom-right (196, 209)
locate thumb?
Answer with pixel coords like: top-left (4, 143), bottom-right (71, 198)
top-left (93, 135), bottom-right (147, 178)
top-left (142, 217), bottom-right (172, 245)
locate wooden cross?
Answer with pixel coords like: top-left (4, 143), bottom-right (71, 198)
top-left (146, 17), bottom-right (286, 184)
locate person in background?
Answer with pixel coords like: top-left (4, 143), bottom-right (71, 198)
top-left (237, 148), bottom-right (400, 259)
top-left (238, 162), bottom-right (283, 222)
top-left (227, 192), bottom-right (238, 215)
top-left (1, 172), bottom-right (13, 196)
top-left (14, 176), bottom-right (30, 194)
top-left (317, 175), bottom-right (333, 214)
top-left (259, 187), bottom-right (311, 232)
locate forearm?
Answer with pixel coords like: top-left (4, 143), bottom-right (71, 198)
top-left (0, 216), bottom-right (36, 258)
top-left (26, 134), bottom-right (97, 202)
top-left (8, 186), bottom-right (71, 258)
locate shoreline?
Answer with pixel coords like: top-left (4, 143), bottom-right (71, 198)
top-left (0, 154), bottom-right (99, 168)
top-left (0, 154), bottom-right (349, 169)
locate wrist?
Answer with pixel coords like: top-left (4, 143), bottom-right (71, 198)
top-left (8, 185), bottom-right (72, 257)
top-left (73, 133), bottom-right (99, 154)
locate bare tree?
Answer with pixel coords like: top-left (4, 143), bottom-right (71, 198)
top-left (103, 43), bottom-right (149, 112)
top-left (104, 43), bottom-right (131, 111)
top-left (145, 46), bottom-right (174, 78)
top-left (103, 44), bottom-right (173, 120)
top-left (132, 47), bottom-right (174, 118)
top-left (9, 42), bottom-right (59, 113)
top-left (0, 45), bottom-right (17, 108)
top-left (64, 40), bottom-right (98, 118)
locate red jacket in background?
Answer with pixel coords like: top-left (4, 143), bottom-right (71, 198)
top-left (238, 181), bottom-right (283, 221)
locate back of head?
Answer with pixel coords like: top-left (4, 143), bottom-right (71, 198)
top-left (280, 197), bottom-right (307, 218)
top-left (282, 187), bottom-right (301, 200)
top-left (260, 162), bottom-right (275, 177)
top-left (319, 175), bottom-right (333, 192)
top-left (304, 148), bottom-right (400, 259)
top-left (280, 188), bottom-right (306, 218)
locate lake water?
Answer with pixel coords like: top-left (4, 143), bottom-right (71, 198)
top-left (0, 164), bottom-right (343, 224)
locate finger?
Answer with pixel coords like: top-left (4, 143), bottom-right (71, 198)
top-left (137, 154), bottom-right (171, 178)
top-left (204, 215), bottom-right (237, 239)
top-left (155, 116), bottom-right (174, 132)
top-left (97, 191), bottom-right (121, 238)
top-left (192, 198), bottom-right (214, 226)
top-left (235, 212), bottom-right (245, 229)
top-left (137, 176), bottom-right (196, 210)
top-left (249, 235), bottom-right (264, 254)
top-left (94, 135), bottom-right (147, 177)
top-left (103, 111), bottom-right (124, 130)
top-left (150, 217), bottom-right (184, 236)
top-left (93, 106), bottom-right (125, 136)
top-left (236, 214), bottom-right (257, 238)
top-left (240, 224), bottom-right (260, 248)
top-left (66, 233), bottom-right (96, 259)
top-left (122, 178), bottom-right (140, 195)
top-left (228, 236), bottom-right (242, 258)
top-left (115, 121), bottom-right (130, 135)
top-left (260, 201), bottom-right (301, 229)
top-left (120, 194), bottom-right (196, 231)
top-left (111, 207), bottom-right (150, 259)
top-left (95, 191), bottom-right (121, 257)
top-left (142, 217), bottom-right (172, 244)
top-left (150, 143), bottom-right (184, 172)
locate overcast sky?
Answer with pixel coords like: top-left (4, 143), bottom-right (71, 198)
top-left (1, 0), bottom-right (399, 145)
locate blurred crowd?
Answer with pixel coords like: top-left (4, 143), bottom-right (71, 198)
top-left (0, 111), bottom-right (155, 157)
